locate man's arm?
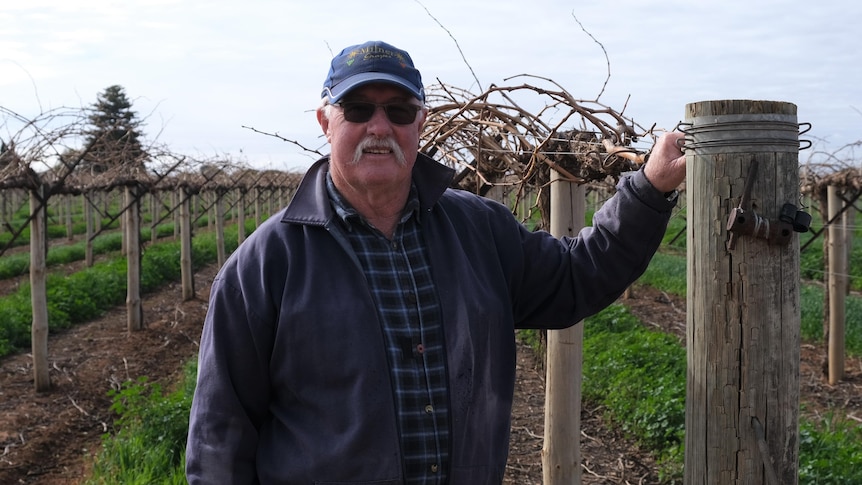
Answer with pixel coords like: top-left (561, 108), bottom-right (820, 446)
top-left (186, 276), bottom-right (272, 484)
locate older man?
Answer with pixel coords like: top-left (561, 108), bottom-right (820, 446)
top-left (186, 40), bottom-right (685, 484)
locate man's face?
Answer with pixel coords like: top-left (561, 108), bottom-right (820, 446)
top-left (318, 83), bottom-right (426, 197)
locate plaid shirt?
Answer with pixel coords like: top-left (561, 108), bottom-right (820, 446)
top-left (326, 174), bottom-right (450, 484)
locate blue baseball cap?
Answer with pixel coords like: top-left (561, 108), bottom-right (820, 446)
top-left (322, 41), bottom-right (425, 104)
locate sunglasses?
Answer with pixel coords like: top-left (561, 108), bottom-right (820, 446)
top-left (334, 101), bottom-right (423, 125)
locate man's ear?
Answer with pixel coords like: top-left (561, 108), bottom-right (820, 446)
top-left (316, 107), bottom-right (331, 142)
top-left (415, 108), bottom-right (428, 136)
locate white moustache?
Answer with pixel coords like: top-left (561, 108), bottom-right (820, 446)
top-left (352, 137), bottom-right (407, 166)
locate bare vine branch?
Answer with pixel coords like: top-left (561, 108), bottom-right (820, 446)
top-left (415, 0), bottom-right (483, 92)
top-left (571, 11), bottom-right (612, 102)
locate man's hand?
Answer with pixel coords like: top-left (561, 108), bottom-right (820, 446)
top-left (644, 132), bottom-right (686, 194)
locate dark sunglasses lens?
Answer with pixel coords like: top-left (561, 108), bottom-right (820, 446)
top-left (339, 102), bottom-right (418, 125)
top-left (341, 103), bottom-right (376, 123)
top-left (384, 104), bottom-right (417, 125)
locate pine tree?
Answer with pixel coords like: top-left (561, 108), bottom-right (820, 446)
top-left (0, 139), bottom-right (19, 170)
top-left (81, 85), bottom-right (147, 174)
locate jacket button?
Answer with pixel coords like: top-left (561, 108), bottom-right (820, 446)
top-left (424, 404), bottom-right (434, 414)
top-left (431, 464), bottom-right (439, 473)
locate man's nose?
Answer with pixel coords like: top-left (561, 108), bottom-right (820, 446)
top-left (365, 105), bottom-right (394, 135)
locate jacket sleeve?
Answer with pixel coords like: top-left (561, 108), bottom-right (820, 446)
top-left (512, 167), bottom-right (676, 328)
top-left (186, 262), bottom-right (275, 484)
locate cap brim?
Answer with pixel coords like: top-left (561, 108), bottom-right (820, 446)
top-left (326, 72), bottom-right (423, 103)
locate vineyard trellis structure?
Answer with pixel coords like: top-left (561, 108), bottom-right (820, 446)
top-left (800, 156), bottom-right (862, 384)
top-left (2, 85), bottom-right (859, 480)
top-left (0, 124), bottom-right (304, 391)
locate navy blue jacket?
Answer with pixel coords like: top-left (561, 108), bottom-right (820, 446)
top-left (186, 153), bottom-right (675, 484)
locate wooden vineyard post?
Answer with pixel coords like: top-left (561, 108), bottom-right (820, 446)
top-left (826, 185), bottom-right (846, 383)
top-left (180, 187), bottom-right (195, 301)
top-left (85, 190), bottom-right (95, 267)
top-left (30, 184), bottom-right (50, 392)
top-left (255, 187), bottom-right (262, 227)
top-left (173, 189), bottom-right (180, 239)
top-left (542, 169), bottom-right (585, 484)
top-left (150, 192), bottom-right (160, 243)
top-left (685, 100), bottom-right (801, 484)
top-left (237, 189), bottom-right (247, 244)
top-left (215, 190), bottom-right (226, 267)
top-left (125, 185), bottom-right (143, 331)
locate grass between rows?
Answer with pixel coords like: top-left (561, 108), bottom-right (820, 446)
top-left (83, 362), bottom-right (197, 485)
top-left (0, 215), bottom-right (224, 281)
top-left (580, 301), bottom-right (862, 484)
top-left (0, 224), bottom-right (244, 357)
top-left (583, 250), bottom-right (862, 483)
top-left (644, 250), bottom-right (862, 356)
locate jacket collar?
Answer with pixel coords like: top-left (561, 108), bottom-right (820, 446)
top-left (281, 152), bottom-right (455, 226)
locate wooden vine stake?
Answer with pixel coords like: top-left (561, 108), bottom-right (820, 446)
top-left (685, 100), bottom-right (801, 484)
top-left (826, 185), bottom-right (846, 383)
top-left (215, 190), bottom-right (226, 267)
top-left (542, 169), bottom-right (585, 484)
top-left (30, 183), bottom-right (50, 392)
top-left (85, 190), bottom-right (95, 267)
top-left (180, 187), bottom-right (195, 301)
top-left (126, 185), bottom-right (143, 331)
top-left (237, 189), bottom-right (247, 244)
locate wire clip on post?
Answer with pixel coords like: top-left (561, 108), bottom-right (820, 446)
top-left (726, 159), bottom-right (811, 250)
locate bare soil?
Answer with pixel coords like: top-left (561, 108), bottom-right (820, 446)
top-left (0, 270), bottom-right (859, 484)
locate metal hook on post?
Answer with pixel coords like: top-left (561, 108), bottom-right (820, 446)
top-left (725, 157), bottom-right (810, 250)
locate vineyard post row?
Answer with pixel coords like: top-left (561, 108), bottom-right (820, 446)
top-left (0, 164), bottom-right (303, 392)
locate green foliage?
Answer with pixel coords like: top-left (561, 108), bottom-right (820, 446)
top-left (0, 225), bottom-right (27, 249)
top-left (799, 412), bottom-right (862, 484)
top-left (0, 254), bottom-right (28, 280)
top-left (639, 251), bottom-right (686, 297)
top-left (0, 232), bottom-right (124, 280)
top-left (800, 285), bottom-right (825, 343)
top-left (799, 238), bottom-right (824, 282)
top-left (516, 328), bottom-right (544, 356)
top-left (92, 232), bottom-right (125, 255)
top-left (0, 292), bottom-right (32, 352)
top-left (46, 224), bottom-right (68, 239)
top-left (0, 229), bottom-right (232, 358)
top-left (797, 284), bottom-right (862, 356)
top-left (644, 249), bottom-right (862, 358)
top-left (581, 304), bottom-right (686, 480)
top-left (84, 361), bottom-right (198, 485)
top-left (661, 209), bottom-right (688, 250)
top-left (797, 210), bottom-right (862, 291)
top-left (578, 300), bottom-right (862, 484)
top-left (140, 243), bottom-right (182, 292)
top-left (0, 214), bottom-right (121, 251)
top-left (82, 85), bottom-right (146, 173)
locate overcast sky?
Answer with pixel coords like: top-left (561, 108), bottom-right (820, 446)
top-left (2, 0), bottom-right (860, 171)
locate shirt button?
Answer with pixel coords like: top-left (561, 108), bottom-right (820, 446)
top-left (431, 464), bottom-right (439, 473)
top-left (416, 343), bottom-right (425, 354)
top-left (424, 404), bottom-right (434, 414)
